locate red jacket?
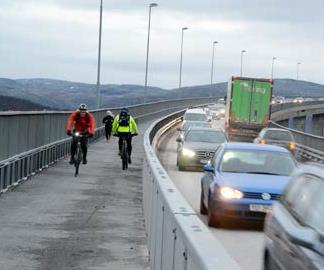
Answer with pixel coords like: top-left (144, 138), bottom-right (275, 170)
top-left (66, 111), bottom-right (96, 135)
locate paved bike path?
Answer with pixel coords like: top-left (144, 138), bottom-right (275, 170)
top-left (0, 122), bottom-right (151, 270)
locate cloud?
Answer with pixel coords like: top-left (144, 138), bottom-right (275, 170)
top-left (0, 0), bottom-right (323, 88)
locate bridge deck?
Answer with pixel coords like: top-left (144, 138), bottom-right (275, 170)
top-left (0, 123), bottom-right (150, 270)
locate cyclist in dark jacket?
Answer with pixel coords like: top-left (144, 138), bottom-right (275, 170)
top-left (102, 110), bottom-right (114, 142)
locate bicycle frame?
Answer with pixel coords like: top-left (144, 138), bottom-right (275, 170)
top-left (73, 132), bottom-right (87, 177)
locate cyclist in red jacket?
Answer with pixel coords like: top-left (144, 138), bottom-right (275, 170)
top-left (66, 104), bottom-right (96, 164)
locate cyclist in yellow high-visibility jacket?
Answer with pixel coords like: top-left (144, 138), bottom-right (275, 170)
top-left (112, 108), bottom-right (138, 163)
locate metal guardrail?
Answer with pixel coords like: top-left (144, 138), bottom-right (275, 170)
top-left (143, 110), bottom-right (240, 270)
top-left (0, 98), bottom-right (218, 194)
top-left (270, 100), bottom-right (324, 114)
top-left (269, 120), bottom-right (324, 163)
top-left (0, 97), bottom-right (219, 161)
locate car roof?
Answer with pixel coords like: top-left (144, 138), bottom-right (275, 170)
top-left (262, 128), bottom-right (292, 133)
top-left (187, 127), bottom-right (224, 132)
top-left (183, 120), bottom-right (209, 124)
top-left (185, 108), bottom-right (206, 114)
top-left (223, 142), bottom-right (290, 153)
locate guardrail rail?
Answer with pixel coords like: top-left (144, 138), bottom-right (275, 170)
top-left (143, 110), bottom-right (240, 270)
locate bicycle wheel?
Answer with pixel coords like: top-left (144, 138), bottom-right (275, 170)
top-left (122, 139), bottom-right (128, 170)
top-left (74, 145), bottom-right (82, 177)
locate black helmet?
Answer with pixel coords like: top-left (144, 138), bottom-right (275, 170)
top-left (78, 104), bottom-right (88, 112)
top-left (120, 107), bottom-right (129, 115)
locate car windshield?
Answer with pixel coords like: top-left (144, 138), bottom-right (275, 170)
top-left (183, 122), bottom-right (209, 130)
top-left (264, 130), bottom-right (294, 141)
top-left (220, 149), bottom-right (296, 176)
top-left (186, 130), bottom-right (226, 143)
top-left (184, 113), bottom-right (207, 121)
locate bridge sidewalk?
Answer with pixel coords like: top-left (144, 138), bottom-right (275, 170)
top-left (0, 122), bottom-right (151, 270)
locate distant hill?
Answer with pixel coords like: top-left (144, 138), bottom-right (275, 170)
top-left (0, 77), bottom-right (324, 110)
top-left (0, 95), bottom-right (51, 111)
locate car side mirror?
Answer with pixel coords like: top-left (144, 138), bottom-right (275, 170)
top-left (203, 164), bottom-right (214, 173)
top-left (176, 137), bottom-right (183, 143)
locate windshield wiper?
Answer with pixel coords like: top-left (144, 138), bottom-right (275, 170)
top-left (244, 171), bottom-right (282, 175)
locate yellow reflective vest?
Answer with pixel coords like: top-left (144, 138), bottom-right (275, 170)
top-left (112, 114), bottom-right (138, 134)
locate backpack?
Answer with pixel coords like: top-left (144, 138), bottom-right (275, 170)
top-left (118, 112), bottom-right (130, 127)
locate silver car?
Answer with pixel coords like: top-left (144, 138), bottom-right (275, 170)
top-left (254, 128), bottom-right (296, 155)
top-left (176, 127), bottom-right (227, 171)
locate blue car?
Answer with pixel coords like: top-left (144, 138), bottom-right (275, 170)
top-left (200, 143), bottom-right (297, 227)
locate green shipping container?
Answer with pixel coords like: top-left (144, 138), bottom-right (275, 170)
top-left (230, 78), bottom-right (272, 125)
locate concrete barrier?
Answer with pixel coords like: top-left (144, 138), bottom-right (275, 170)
top-left (143, 111), bottom-right (240, 270)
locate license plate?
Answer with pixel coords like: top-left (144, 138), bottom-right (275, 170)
top-left (249, 204), bottom-right (272, 213)
top-left (200, 159), bottom-right (208, 164)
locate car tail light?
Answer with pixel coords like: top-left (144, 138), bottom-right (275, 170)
top-left (288, 141), bottom-right (296, 150)
top-left (230, 128), bottom-right (238, 133)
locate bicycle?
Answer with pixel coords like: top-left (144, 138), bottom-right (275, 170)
top-left (115, 133), bottom-right (137, 170)
top-left (72, 132), bottom-right (87, 177)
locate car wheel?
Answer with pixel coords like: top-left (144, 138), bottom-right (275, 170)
top-left (178, 160), bottom-right (185, 171)
top-left (200, 187), bottom-right (207, 215)
top-left (178, 164), bottom-right (186, 171)
top-left (207, 193), bottom-right (220, 227)
top-left (264, 251), bottom-right (279, 270)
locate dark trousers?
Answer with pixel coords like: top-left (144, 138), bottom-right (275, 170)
top-left (71, 136), bottom-right (88, 160)
top-left (118, 134), bottom-right (132, 156)
top-left (105, 126), bottom-right (112, 140)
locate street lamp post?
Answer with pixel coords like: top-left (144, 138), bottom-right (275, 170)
top-left (271, 57), bottom-right (277, 80)
top-left (210, 41), bottom-right (218, 85)
top-left (144, 3), bottom-right (158, 103)
top-left (297, 62), bottom-right (301, 80)
top-left (179, 27), bottom-right (188, 90)
top-left (96, 0), bottom-right (103, 109)
top-left (240, 50), bottom-right (246, 77)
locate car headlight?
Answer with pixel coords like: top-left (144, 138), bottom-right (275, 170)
top-left (182, 148), bottom-right (195, 157)
top-left (288, 141), bottom-right (296, 150)
top-left (219, 187), bottom-right (243, 200)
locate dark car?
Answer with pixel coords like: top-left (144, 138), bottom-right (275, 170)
top-left (264, 163), bottom-right (324, 270)
top-left (176, 127), bottom-right (227, 171)
top-left (254, 128), bottom-right (296, 154)
top-left (200, 143), bottom-right (297, 227)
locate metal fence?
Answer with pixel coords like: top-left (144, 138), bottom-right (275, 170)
top-left (0, 97), bottom-right (218, 194)
top-left (0, 97), bottom-right (218, 161)
top-left (143, 110), bottom-right (240, 270)
top-left (269, 120), bottom-right (324, 163)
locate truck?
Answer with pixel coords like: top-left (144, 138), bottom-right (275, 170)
top-left (225, 76), bottom-right (273, 142)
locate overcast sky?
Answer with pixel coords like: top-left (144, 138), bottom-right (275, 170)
top-left (1, 0), bottom-right (324, 88)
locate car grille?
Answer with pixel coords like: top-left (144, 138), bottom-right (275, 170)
top-left (243, 192), bottom-right (280, 200)
top-left (195, 151), bottom-right (215, 159)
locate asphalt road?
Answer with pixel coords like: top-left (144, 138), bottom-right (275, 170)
top-left (0, 122), bottom-right (151, 270)
top-left (157, 119), bottom-right (265, 270)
